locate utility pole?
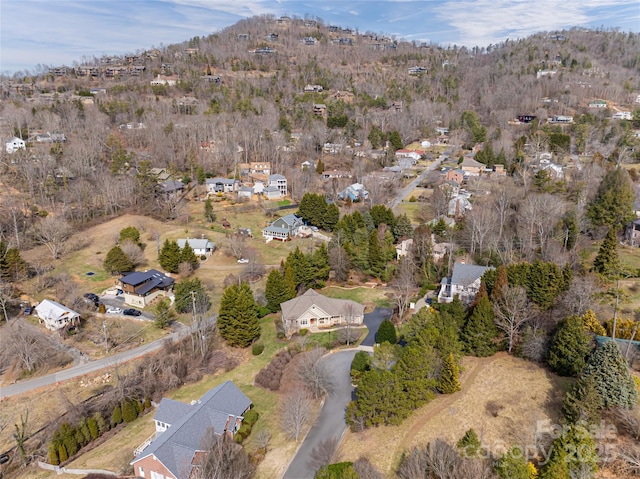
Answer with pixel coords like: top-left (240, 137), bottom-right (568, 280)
top-left (103, 320), bottom-right (108, 354)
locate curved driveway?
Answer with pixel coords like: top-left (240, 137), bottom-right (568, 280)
top-left (282, 349), bottom-right (357, 479)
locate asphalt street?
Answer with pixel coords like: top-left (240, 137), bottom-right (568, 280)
top-left (282, 349), bottom-right (357, 479)
top-left (361, 307), bottom-right (393, 347)
top-left (390, 152), bottom-right (449, 208)
top-left (0, 325), bottom-right (188, 398)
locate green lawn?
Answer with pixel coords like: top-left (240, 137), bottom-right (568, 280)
top-left (321, 285), bottom-right (393, 308)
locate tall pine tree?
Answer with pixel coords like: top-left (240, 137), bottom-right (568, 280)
top-left (592, 227), bottom-right (620, 278)
top-left (438, 352), bottom-right (461, 393)
top-left (265, 269), bottom-right (293, 313)
top-left (461, 292), bottom-right (499, 357)
top-left (159, 239), bottom-right (181, 273)
top-left (548, 315), bottom-right (593, 377)
top-left (587, 167), bottom-right (634, 229)
top-left (218, 282), bottom-right (260, 347)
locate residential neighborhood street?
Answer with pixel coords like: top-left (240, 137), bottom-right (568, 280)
top-left (390, 152), bottom-right (449, 208)
top-left (0, 324), bottom-right (188, 399)
top-left (282, 349), bottom-right (357, 479)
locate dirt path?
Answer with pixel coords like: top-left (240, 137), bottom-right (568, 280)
top-left (397, 353), bottom-right (504, 452)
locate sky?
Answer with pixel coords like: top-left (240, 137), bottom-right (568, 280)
top-left (1, 0), bottom-right (639, 75)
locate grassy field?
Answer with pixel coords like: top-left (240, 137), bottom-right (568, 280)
top-left (321, 285), bottom-right (393, 309)
top-left (336, 353), bottom-right (571, 476)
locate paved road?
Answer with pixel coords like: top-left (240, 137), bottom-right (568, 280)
top-left (361, 307), bottom-right (393, 347)
top-left (282, 350), bottom-right (357, 479)
top-left (390, 153), bottom-right (448, 208)
top-left (0, 324), bottom-right (188, 398)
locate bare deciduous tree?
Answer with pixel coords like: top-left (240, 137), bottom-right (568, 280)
top-left (227, 233), bottom-right (249, 260)
top-left (353, 457), bottom-right (384, 479)
top-left (32, 215), bottom-right (72, 260)
top-left (390, 257), bottom-right (417, 322)
top-left (296, 347), bottom-right (333, 399)
top-left (120, 239), bottom-right (146, 267)
top-left (191, 430), bottom-right (255, 479)
top-left (0, 320), bottom-right (62, 374)
top-left (279, 387), bottom-right (313, 441)
top-left (492, 285), bottom-right (534, 353)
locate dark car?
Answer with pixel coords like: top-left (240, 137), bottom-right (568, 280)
top-left (123, 308), bottom-right (142, 317)
top-left (24, 306), bottom-right (33, 315)
top-left (83, 293), bottom-right (99, 302)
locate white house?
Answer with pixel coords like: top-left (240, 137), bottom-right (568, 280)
top-left (35, 299), bottom-right (80, 331)
top-left (206, 177), bottom-right (239, 194)
top-left (613, 111), bottom-right (632, 120)
top-left (280, 289), bottom-right (364, 334)
top-left (150, 75), bottom-right (177, 86)
top-left (396, 238), bottom-right (414, 259)
top-left (238, 185), bottom-right (254, 199)
top-left (588, 100), bottom-right (607, 108)
top-left (448, 194), bottom-right (472, 217)
top-left (268, 174), bottom-right (287, 197)
top-left (395, 149), bottom-right (422, 161)
top-left (177, 238), bottom-right (215, 256)
top-left (263, 185), bottom-right (282, 200)
top-left (5, 137), bottom-right (25, 154)
top-left (437, 262), bottom-right (492, 304)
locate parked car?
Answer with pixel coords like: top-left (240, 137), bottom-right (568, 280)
top-left (83, 293), bottom-right (99, 302)
top-left (237, 258), bottom-right (249, 264)
top-left (106, 307), bottom-right (123, 314)
top-left (123, 308), bottom-right (142, 317)
top-left (23, 306), bottom-right (33, 316)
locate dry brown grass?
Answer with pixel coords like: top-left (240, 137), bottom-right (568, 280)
top-left (336, 353), bottom-right (570, 476)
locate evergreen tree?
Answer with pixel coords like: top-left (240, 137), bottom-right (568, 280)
top-left (48, 444), bottom-right (60, 465)
top-left (0, 243), bottom-right (27, 280)
top-left (592, 227), bottom-right (620, 278)
top-left (119, 226), bottom-right (142, 246)
top-left (323, 203), bottom-right (340, 231)
top-left (548, 315), bottom-right (593, 377)
top-left (315, 158), bottom-right (324, 174)
top-left (285, 247), bottom-right (314, 290)
top-left (368, 230), bottom-right (384, 278)
top-left (542, 424), bottom-right (598, 478)
top-left (581, 340), bottom-right (638, 409)
top-left (173, 278), bottom-right (210, 314)
top-left (154, 297), bottom-right (175, 329)
top-left (376, 318), bottom-right (397, 344)
top-left (491, 265), bottom-right (509, 300)
top-left (587, 167), bottom-right (635, 229)
top-left (395, 342), bottom-right (438, 408)
top-left (461, 292), bottom-right (499, 357)
top-left (369, 205), bottom-right (395, 229)
top-left (495, 446), bottom-right (530, 479)
top-left (111, 405), bottom-right (122, 427)
top-left (457, 429), bottom-right (481, 457)
top-left (347, 369), bottom-right (410, 428)
top-left (392, 213), bottom-right (413, 241)
top-left (103, 246), bottom-right (133, 274)
top-left (580, 310), bottom-right (606, 336)
top-left (438, 352), bottom-right (461, 394)
top-left (58, 444), bottom-right (68, 463)
top-left (562, 375), bottom-right (602, 424)
top-left (86, 416), bottom-right (99, 440)
top-left (388, 130), bottom-right (403, 150)
top-left (218, 282), bottom-right (260, 347)
top-left (121, 399), bottom-right (138, 423)
top-left (310, 243), bottom-right (330, 285)
top-left (159, 239), bottom-right (181, 273)
top-left (180, 240), bottom-right (199, 269)
top-left (265, 269), bottom-right (293, 313)
top-left (204, 198), bottom-right (216, 223)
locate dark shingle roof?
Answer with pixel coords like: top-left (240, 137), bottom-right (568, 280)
top-left (134, 381), bottom-right (251, 478)
top-left (154, 398), bottom-right (192, 425)
top-left (450, 262), bottom-right (491, 287)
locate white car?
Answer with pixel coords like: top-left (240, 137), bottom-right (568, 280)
top-left (237, 258), bottom-right (249, 264)
top-left (106, 307), bottom-right (123, 314)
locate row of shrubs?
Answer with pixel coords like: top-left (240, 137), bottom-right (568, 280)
top-left (48, 397), bottom-right (151, 465)
top-left (254, 349), bottom-right (297, 391)
top-left (234, 408), bottom-right (259, 444)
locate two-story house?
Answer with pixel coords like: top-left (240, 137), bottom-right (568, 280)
top-left (119, 269), bottom-right (175, 308)
top-left (262, 214), bottom-right (304, 241)
top-left (437, 262), bottom-right (492, 304)
top-left (268, 174), bottom-right (287, 197)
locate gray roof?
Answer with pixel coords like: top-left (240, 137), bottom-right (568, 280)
top-left (135, 381), bottom-right (251, 477)
top-left (450, 262), bottom-right (491, 287)
top-left (206, 177), bottom-right (236, 185)
top-left (263, 186), bottom-right (281, 193)
top-left (154, 398), bottom-right (192, 425)
top-left (280, 289), bottom-right (364, 320)
top-left (176, 238), bottom-right (215, 250)
top-left (269, 173), bottom-right (286, 181)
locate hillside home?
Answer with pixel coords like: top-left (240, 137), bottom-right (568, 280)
top-left (262, 214), bottom-right (303, 241)
top-left (338, 183), bottom-right (369, 201)
top-left (536, 69), bottom-right (557, 79)
top-left (237, 185), bottom-right (254, 199)
top-left (588, 100), bottom-right (607, 108)
top-left (156, 180), bottom-right (185, 196)
top-left (5, 137), bottom-right (25, 154)
top-left (239, 161), bottom-right (271, 178)
top-left (438, 262), bottom-right (492, 304)
top-left (613, 111), bottom-right (632, 120)
top-left (313, 104), bottom-right (327, 117)
top-left (304, 84), bottom-right (324, 93)
top-left (460, 156), bottom-right (484, 176)
top-left (269, 174), bottom-right (287, 197)
top-left (150, 75), bottom-right (177, 86)
top-left (448, 194), bottom-right (472, 218)
top-left (396, 238), bottom-right (414, 259)
top-left (119, 269), bottom-right (175, 308)
top-left (206, 177), bottom-right (239, 194)
top-left (262, 186), bottom-right (282, 200)
top-left (550, 115), bottom-right (574, 124)
top-left (131, 381), bottom-right (251, 479)
top-left (625, 219), bottom-right (640, 247)
top-left (35, 299), bottom-right (80, 331)
top-left (280, 289), bottom-right (364, 335)
top-left (321, 170), bottom-right (352, 180)
top-left (176, 238), bottom-right (215, 256)
top-left (446, 169), bottom-right (465, 185)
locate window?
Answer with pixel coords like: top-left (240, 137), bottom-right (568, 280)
top-left (138, 466), bottom-right (144, 477)
top-left (300, 318), bottom-right (308, 326)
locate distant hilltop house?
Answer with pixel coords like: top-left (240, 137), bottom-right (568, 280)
top-left (550, 115), bottom-right (574, 124)
top-left (262, 214), bottom-right (303, 241)
top-left (438, 262), bottom-right (492, 304)
top-left (131, 381), bottom-right (252, 479)
top-left (206, 177), bottom-right (239, 195)
top-left (304, 84), bottom-right (324, 93)
top-left (280, 289), bottom-right (364, 335)
top-left (338, 183), bottom-right (369, 202)
top-left (536, 69), bottom-right (557, 79)
top-left (177, 238), bottom-right (215, 256)
top-left (119, 269), bottom-right (175, 308)
top-left (612, 111), bottom-right (632, 120)
top-left (625, 219), bottom-right (640, 247)
top-left (35, 299), bottom-right (80, 331)
top-left (5, 137), bottom-right (25, 154)
top-left (588, 99), bottom-right (607, 108)
top-left (150, 75), bottom-right (178, 86)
